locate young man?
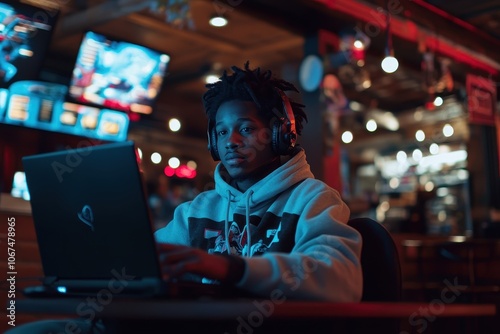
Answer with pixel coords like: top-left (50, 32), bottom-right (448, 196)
top-left (7, 63), bottom-right (362, 334)
top-left (155, 62), bottom-right (362, 302)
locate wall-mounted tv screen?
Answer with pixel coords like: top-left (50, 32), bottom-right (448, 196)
top-left (0, 0), bottom-right (59, 88)
top-left (68, 31), bottom-right (170, 114)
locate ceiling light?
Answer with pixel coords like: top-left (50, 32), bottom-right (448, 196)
top-left (389, 177), bottom-right (400, 189)
top-left (151, 152), bottom-right (162, 164)
top-left (341, 131), bottom-right (353, 144)
top-left (168, 157), bottom-right (180, 168)
top-left (415, 130), bottom-right (425, 142)
top-left (209, 15), bottom-right (228, 27)
top-left (205, 74), bottom-right (220, 84)
top-left (353, 40), bottom-right (364, 49)
top-left (443, 124), bottom-right (454, 137)
top-left (425, 181), bottom-right (435, 192)
top-left (361, 77), bottom-right (371, 88)
top-left (349, 101), bottom-right (363, 111)
top-left (381, 8), bottom-right (398, 73)
top-left (381, 56), bottom-right (399, 73)
top-left (433, 96), bottom-right (444, 107)
top-left (429, 143), bottom-right (439, 155)
top-left (396, 151), bottom-right (407, 164)
top-left (168, 118), bottom-right (181, 132)
top-left (412, 149), bottom-right (423, 162)
top-left (366, 119), bottom-right (377, 132)
top-left (414, 109), bottom-right (424, 121)
top-left (187, 160), bottom-right (197, 170)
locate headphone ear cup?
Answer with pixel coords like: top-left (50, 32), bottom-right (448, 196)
top-left (207, 122), bottom-right (220, 161)
top-left (271, 119), bottom-right (281, 154)
top-left (272, 88), bottom-right (297, 156)
top-left (272, 118), bottom-right (291, 155)
top-left (210, 128), bottom-right (220, 161)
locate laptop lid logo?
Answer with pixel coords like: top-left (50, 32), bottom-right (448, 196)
top-left (77, 205), bottom-right (95, 231)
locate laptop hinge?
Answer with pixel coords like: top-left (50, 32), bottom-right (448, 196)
top-left (43, 277), bottom-right (165, 297)
top-left (42, 276), bottom-right (58, 286)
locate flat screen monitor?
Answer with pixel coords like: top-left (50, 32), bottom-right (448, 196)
top-left (0, 1), bottom-right (59, 88)
top-left (68, 31), bottom-right (170, 114)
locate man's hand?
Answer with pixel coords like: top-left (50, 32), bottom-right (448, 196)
top-left (157, 243), bottom-right (230, 282)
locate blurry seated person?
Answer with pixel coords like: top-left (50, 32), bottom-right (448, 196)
top-left (155, 62), bottom-right (362, 301)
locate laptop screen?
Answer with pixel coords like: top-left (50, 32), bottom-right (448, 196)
top-left (22, 141), bottom-right (161, 282)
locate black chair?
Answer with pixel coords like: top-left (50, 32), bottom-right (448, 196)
top-left (347, 217), bottom-right (402, 334)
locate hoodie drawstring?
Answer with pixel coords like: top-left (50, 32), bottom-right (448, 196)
top-left (225, 190), bottom-right (232, 255)
top-left (225, 189), bottom-right (254, 257)
top-left (245, 190), bottom-right (254, 257)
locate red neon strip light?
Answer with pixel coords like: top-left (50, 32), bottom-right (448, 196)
top-left (313, 0), bottom-right (499, 75)
top-left (411, 0), bottom-right (497, 44)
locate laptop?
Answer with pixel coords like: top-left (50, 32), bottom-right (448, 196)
top-left (22, 141), bottom-right (237, 299)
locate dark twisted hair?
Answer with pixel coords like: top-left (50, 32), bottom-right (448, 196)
top-left (202, 62), bottom-right (307, 135)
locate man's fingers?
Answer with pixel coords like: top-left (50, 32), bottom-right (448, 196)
top-left (156, 243), bottom-right (230, 282)
top-left (161, 255), bottom-right (201, 278)
top-left (160, 247), bottom-right (196, 264)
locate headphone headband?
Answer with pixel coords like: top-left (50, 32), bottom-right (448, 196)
top-left (274, 88), bottom-right (297, 150)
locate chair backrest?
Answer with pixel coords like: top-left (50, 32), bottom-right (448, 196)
top-left (347, 217), bottom-right (402, 334)
top-left (348, 217), bottom-right (402, 302)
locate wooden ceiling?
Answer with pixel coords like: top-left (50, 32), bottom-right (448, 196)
top-left (27, 0), bottom-right (500, 142)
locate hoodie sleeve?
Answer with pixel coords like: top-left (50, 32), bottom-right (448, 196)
top-left (154, 201), bottom-right (191, 245)
top-left (235, 186), bottom-right (363, 302)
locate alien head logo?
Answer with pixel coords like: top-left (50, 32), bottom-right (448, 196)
top-left (77, 205), bottom-right (94, 231)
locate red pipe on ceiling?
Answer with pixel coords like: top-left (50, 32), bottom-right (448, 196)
top-left (313, 0), bottom-right (499, 75)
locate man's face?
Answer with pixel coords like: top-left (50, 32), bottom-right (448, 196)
top-left (215, 100), bottom-right (278, 181)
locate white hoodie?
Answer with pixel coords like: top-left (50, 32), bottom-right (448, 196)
top-left (155, 148), bottom-right (362, 302)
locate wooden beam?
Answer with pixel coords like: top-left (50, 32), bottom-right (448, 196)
top-left (126, 13), bottom-right (242, 54)
top-left (127, 12), bottom-right (303, 57)
top-left (245, 36), bottom-right (304, 56)
top-left (55, 0), bottom-right (154, 37)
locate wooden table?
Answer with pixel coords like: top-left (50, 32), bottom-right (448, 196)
top-left (14, 298), bottom-right (497, 334)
